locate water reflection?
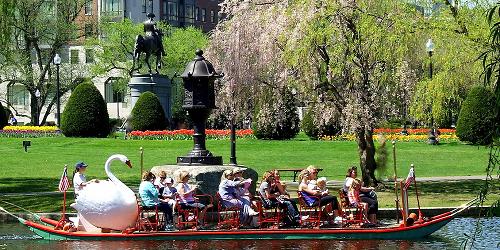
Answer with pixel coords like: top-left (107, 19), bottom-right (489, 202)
top-left (0, 218), bottom-right (498, 250)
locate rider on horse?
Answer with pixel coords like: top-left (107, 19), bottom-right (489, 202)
top-left (144, 13), bottom-right (165, 56)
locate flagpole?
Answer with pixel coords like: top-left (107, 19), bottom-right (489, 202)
top-left (392, 141), bottom-right (400, 224)
top-left (61, 164), bottom-right (68, 224)
top-left (412, 164), bottom-right (423, 220)
top-left (140, 147), bottom-right (144, 181)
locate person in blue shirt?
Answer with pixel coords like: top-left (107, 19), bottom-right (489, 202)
top-left (139, 171), bottom-right (174, 230)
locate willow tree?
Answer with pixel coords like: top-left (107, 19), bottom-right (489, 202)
top-left (282, 0), bottom-right (419, 185)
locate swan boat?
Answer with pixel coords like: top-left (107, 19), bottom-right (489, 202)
top-left (17, 202), bottom-right (473, 241)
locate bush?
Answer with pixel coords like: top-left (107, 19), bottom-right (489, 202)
top-left (0, 102), bottom-right (7, 129)
top-left (61, 81), bottom-right (110, 137)
top-left (253, 87), bottom-right (300, 140)
top-left (456, 86), bottom-right (496, 145)
top-left (301, 102), bottom-right (341, 140)
top-left (131, 91), bottom-right (167, 131)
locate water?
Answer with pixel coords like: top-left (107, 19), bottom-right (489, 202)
top-left (0, 218), bottom-right (498, 250)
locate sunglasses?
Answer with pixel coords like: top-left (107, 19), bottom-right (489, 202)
top-left (160, 177), bottom-right (166, 179)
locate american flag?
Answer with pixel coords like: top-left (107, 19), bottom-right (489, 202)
top-left (58, 166), bottom-right (70, 192)
top-left (404, 166), bottom-right (415, 190)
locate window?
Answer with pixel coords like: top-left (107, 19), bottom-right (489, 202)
top-left (168, 1), bottom-right (178, 21)
top-left (201, 8), bottom-right (206, 22)
top-left (195, 7), bottom-right (199, 21)
top-left (101, 0), bottom-right (122, 16)
top-left (85, 49), bottom-right (94, 63)
top-left (105, 78), bottom-right (125, 103)
top-left (210, 10), bottom-right (215, 23)
top-left (149, 0), bottom-right (153, 13)
top-left (7, 84), bottom-right (29, 106)
top-left (84, 0), bottom-right (92, 15)
top-left (142, 0), bottom-right (147, 13)
top-left (185, 5), bottom-right (194, 24)
top-left (85, 24), bottom-right (93, 38)
top-left (70, 49), bottom-right (79, 64)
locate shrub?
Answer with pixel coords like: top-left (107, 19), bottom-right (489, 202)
top-left (131, 91), bottom-right (167, 131)
top-left (61, 81), bottom-right (110, 137)
top-left (301, 102), bottom-right (341, 140)
top-left (0, 102), bottom-right (7, 129)
top-left (456, 86), bottom-right (496, 145)
top-left (253, 87), bottom-right (300, 140)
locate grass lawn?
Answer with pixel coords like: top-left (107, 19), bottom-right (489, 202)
top-left (0, 135), bottom-right (494, 212)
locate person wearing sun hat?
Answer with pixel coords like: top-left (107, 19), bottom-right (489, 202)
top-left (176, 171), bottom-right (213, 226)
top-left (72, 161), bottom-right (98, 198)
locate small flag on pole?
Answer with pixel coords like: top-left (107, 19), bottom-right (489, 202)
top-left (404, 166), bottom-right (415, 190)
top-left (58, 166), bottom-right (70, 192)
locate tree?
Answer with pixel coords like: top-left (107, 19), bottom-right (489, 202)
top-left (0, 102), bottom-right (7, 129)
top-left (130, 91), bottom-right (167, 131)
top-left (61, 81), bottom-right (110, 137)
top-left (0, 0), bottom-right (90, 125)
top-left (302, 102), bottom-right (341, 140)
top-left (253, 87), bottom-right (300, 140)
top-left (456, 86), bottom-right (496, 145)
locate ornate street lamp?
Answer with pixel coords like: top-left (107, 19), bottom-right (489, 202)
top-left (426, 38), bottom-right (437, 144)
top-left (35, 89), bottom-right (41, 126)
top-left (53, 53), bottom-right (61, 127)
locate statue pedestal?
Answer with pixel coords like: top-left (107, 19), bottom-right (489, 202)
top-left (129, 74), bottom-right (171, 120)
top-left (150, 165), bottom-right (258, 196)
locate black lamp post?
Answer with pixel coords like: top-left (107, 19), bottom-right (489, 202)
top-left (426, 38), bottom-right (437, 144)
top-left (229, 79), bottom-right (237, 165)
top-left (54, 53), bottom-right (61, 127)
top-left (35, 89), bottom-right (41, 126)
top-left (177, 49), bottom-right (224, 165)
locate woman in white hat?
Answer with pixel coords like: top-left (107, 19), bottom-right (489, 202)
top-left (176, 171), bottom-right (212, 225)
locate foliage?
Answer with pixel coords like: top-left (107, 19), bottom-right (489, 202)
top-left (60, 81), bottom-right (110, 137)
top-left (0, 102), bottom-right (8, 129)
top-left (253, 87), bottom-right (299, 140)
top-left (456, 87), bottom-right (496, 145)
top-left (131, 91), bottom-right (167, 131)
top-left (0, 0), bottom-right (90, 125)
top-left (301, 102), bottom-right (340, 140)
top-left (0, 126), bottom-right (61, 138)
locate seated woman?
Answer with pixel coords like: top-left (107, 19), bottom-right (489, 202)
top-left (298, 166), bottom-right (340, 219)
top-left (232, 168), bottom-right (257, 209)
top-left (343, 166), bottom-right (378, 224)
top-left (139, 171), bottom-right (174, 230)
top-left (219, 169), bottom-right (258, 225)
top-left (259, 171), bottom-right (300, 226)
top-left (176, 171), bottom-right (212, 225)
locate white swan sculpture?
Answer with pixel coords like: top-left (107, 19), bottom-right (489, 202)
top-left (71, 154), bottom-right (138, 231)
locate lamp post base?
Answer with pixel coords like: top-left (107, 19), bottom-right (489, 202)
top-left (177, 156), bottom-right (223, 165)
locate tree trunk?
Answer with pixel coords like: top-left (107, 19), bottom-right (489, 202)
top-left (355, 128), bottom-right (378, 186)
top-left (30, 92), bottom-right (38, 125)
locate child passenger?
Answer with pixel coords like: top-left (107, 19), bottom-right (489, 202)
top-left (348, 179), bottom-right (368, 222)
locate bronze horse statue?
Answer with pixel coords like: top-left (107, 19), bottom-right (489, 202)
top-left (132, 13), bottom-right (165, 75)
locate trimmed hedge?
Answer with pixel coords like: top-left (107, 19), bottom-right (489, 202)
top-left (456, 86), bottom-right (496, 145)
top-left (0, 102), bottom-right (7, 129)
top-left (61, 81), bottom-right (110, 137)
top-left (131, 91), bottom-right (167, 131)
top-left (253, 87), bottom-right (299, 140)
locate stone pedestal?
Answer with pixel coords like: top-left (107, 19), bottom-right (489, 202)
top-left (150, 165), bottom-right (258, 196)
top-left (129, 74), bottom-right (172, 120)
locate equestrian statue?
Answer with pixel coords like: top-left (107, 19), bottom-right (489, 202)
top-left (132, 13), bottom-right (165, 75)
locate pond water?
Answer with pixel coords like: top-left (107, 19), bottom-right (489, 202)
top-left (0, 217), bottom-right (498, 250)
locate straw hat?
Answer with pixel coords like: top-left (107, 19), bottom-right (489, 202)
top-left (178, 171), bottom-right (191, 182)
top-left (232, 167), bottom-right (247, 175)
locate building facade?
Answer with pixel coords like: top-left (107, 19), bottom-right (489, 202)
top-left (1, 0), bottom-right (221, 125)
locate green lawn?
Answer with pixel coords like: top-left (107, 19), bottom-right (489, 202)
top-left (0, 136), bottom-right (490, 194)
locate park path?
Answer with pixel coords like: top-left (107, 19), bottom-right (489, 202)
top-left (0, 175), bottom-right (489, 197)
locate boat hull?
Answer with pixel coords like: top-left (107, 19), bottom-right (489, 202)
top-left (23, 215), bottom-right (453, 241)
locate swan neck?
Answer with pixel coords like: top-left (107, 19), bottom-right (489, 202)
top-left (105, 156), bottom-right (128, 190)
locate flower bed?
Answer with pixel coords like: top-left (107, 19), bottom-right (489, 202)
top-left (321, 128), bottom-right (458, 142)
top-left (0, 126), bottom-right (61, 138)
top-left (128, 129), bottom-right (255, 140)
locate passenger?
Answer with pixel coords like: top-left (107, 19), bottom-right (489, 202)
top-left (176, 171), bottom-right (212, 225)
top-left (139, 171), bottom-right (174, 230)
top-left (259, 171), bottom-right (300, 226)
top-left (161, 177), bottom-right (177, 211)
top-left (154, 171), bottom-right (167, 190)
top-left (348, 178), bottom-right (369, 222)
top-left (299, 166), bottom-right (340, 219)
top-left (316, 177), bottom-right (329, 196)
top-left (232, 168), bottom-right (256, 208)
top-left (343, 166), bottom-right (378, 224)
top-left (219, 170), bottom-right (258, 225)
top-left (72, 161), bottom-right (98, 198)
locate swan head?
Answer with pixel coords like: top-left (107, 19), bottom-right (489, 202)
top-left (113, 154), bottom-right (132, 168)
